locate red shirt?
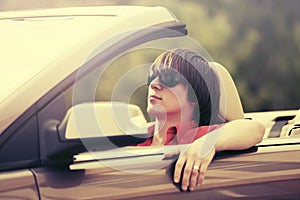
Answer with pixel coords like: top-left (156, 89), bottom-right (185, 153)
top-left (137, 121), bottom-right (223, 146)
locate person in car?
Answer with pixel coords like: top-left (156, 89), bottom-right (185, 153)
top-left (137, 48), bottom-right (265, 191)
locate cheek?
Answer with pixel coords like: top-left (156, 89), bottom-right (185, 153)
top-left (170, 85), bottom-right (190, 104)
top-left (165, 87), bottom-right (190, 112)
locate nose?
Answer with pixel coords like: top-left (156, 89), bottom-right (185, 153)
top-left (149, 77), bottom-right (163, 90)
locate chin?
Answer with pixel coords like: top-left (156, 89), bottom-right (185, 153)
top-left (147, 104), bottom-right (166, 117)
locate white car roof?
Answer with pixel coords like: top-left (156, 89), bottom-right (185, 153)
top-left (0, 6), bottom-right (179, 133)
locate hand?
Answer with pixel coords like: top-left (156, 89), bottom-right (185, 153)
top-left (165, 140), bottom-right (215, 191)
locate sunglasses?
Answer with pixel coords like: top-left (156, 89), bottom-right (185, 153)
top-left (147, 68), bottom-right (186, 87)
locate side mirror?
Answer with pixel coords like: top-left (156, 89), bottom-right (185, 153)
top-left (59, 101), bottom-right (148, 140)
top-left (43, 102), bottom-right (148, 165)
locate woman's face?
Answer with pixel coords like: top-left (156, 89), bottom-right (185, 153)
top-left (147, 76), bottom-right (194, 120)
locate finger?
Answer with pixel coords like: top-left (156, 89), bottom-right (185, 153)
top-left (188, 159), bottom-right (201, 191)
top-left (173, 155), bottom-right (186, 183)
top-left (180, 156), bottom-right (195, 191)
top-left (197, 150), bottom-right (215, 186)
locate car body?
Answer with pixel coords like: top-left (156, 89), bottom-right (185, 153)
top-left (0, 6), bottom-right (299, 200)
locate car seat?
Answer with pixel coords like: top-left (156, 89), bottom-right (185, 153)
top-left (209, 62), bottom-right (244, 121)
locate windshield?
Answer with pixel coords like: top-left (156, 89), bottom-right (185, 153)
top-left (0, 16), bottom-right (117, 104)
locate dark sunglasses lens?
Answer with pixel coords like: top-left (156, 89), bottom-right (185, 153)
top-left (160, 73), bottom-right (179, 87)
top-left (147, 69), bottom-right (182, 87)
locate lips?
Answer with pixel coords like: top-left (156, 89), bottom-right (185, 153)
top-left (149, 95), bottom-right (162, 101)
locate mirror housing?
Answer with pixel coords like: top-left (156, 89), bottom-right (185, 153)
top-left (43, 102), bottom-right (148, 165)
top-left (59, 101), bottom-right (148, 140)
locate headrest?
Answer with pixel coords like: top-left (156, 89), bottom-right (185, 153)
top-left (209, 62), bottom-right (244, 121)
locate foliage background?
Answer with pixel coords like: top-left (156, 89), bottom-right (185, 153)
top-left (1, 0), bottom-right (299, 112)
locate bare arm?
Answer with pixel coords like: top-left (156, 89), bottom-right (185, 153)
top-left (214, 119), bottom-right (265, 151)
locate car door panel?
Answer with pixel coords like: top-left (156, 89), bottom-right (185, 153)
top-left (31, 144), bottom-right (300, 200)
top-left (32, 166), bottom-right (176, 199)
top-left (0, 169), bottom-right (39, 199)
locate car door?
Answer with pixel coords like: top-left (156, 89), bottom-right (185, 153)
top-left (31, 141), bottom-right (300, 200)
top-left (32, 153), bottom-right (177, 199)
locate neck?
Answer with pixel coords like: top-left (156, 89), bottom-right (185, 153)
top-left (154, 110), bottom-right (193, 138)
top-left (150, 102), bottom-right (195, 146)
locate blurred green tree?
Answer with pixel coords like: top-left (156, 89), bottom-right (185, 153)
top-left (213, 0), bottom-right (300, 111)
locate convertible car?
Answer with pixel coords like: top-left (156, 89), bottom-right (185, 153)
top-left (0, 6), bottom-right (299, 200)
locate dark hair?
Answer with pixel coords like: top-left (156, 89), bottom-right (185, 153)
top-left (149, 48), bottom-right (224, 126)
